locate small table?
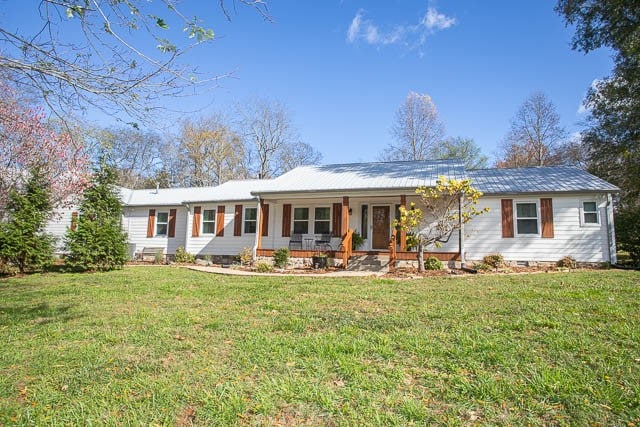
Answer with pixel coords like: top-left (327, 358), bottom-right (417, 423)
top-left (303, 237), bottom-right (315, 250)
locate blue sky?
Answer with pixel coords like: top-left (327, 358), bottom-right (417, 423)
top-left (7, 1), bottom-right (614, 165)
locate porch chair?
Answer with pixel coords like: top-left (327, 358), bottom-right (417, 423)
top-left (288, 233), bottom-right (303, 250)
top-left (314, 233), bottom-right (333, 251)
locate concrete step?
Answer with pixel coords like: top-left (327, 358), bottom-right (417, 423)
top-left (346, 255), bottom-right (390, 272)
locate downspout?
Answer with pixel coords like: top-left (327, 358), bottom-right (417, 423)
top-left (606, 193), bottom-right (617, 264)
top-left (459, 194), bottom-right (466, 268)
top-left (252, 196), bottom-right (261, 259)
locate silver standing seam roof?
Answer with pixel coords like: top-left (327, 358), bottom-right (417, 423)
top-left (468, 167), bottom-right (620, 195)
top-left (252, 159), bottom-right (468, 195)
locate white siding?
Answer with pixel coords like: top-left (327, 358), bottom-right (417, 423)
top-left (45, 205), bottom-right (77, 252)
top-left (465, 194), bottom-right (610, 263)
top-left (185, 203), bottom-right (257, 256)
top-left (123, 206), bottom-right (187, 256)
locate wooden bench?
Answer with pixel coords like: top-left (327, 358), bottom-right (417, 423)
top-left (137, 247), bottom-right (165, 262)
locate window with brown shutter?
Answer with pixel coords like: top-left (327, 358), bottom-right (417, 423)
top-left (70, 211), bottom-right (78, 232)
top-left (147, 209), bottom-right (156, 238)
top-left (260, 203), bottom-right (269, 236)
top-left (540, 198), bottom-right (554, 238)
top-left (216, 206), bottom-right (225, 236)
top-left (168, 209), bottom-right (176, 238)
top-left (282, 204), bottom-right (291, 237)
top-left (332, 203), bottom-right (342, 237)
top-left (192, 206), bottom-right (201, 237)
top-left (234, 205), bottom-right (243, 236)
top-left (501, 199), bottom-right (514, 238)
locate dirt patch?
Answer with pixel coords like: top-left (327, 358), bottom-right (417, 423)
top-left (175, 406), bottom-right (196, 427)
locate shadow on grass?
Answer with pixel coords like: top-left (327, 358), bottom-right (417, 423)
top-left (0, 302), bottom-right (78, 326)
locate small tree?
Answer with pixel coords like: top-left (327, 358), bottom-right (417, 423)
top-left (394, 176), bottom-right (488, 272)
top-left (0, 169), bottom-right (55, 273)
top-left (65, 162), bottom-right (128, 271)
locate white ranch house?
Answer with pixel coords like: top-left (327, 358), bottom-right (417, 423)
top-left (47, 159), bottom-right (619, 267)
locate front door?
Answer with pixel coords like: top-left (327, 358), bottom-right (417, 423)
top-left (372, 206), bottom-right (390, 250)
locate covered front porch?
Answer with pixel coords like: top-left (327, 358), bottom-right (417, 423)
top-left (254, 193), bottom-right (461, 269)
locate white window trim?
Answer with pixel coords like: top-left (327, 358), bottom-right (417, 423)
top-left (313, 206), bottom-right (331, 234)
top-left (156, 211), bottom-right (169, 236)
top-left (293, 206), bottom-right (311, 235)
top-left (202, 208), bottom-right (216, 235)
top-left (244, 207), bottom-right (257, 234)
top-left (515, 200), bottom-right (540, 237)
top-left (580, 200), bottom-right (601, 227)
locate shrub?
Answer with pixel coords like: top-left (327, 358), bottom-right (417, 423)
top-left (154, 250), bottom-right (164, 264)
top-left (175, 246), bottom-right (196, 263)
top-left (238, 247), bottom-right (253, 266)
top-left (255, 261), bottom-right (274, 273)
top-left (557, 255), bottom-right (577, 269)
top-left (64, 162), bottom-right (128, 271)
top-left (273, 248), bottom-right (289, 268)
top-left (0, 169), bottom-right (55, 273)
top-left (483, 253), bottom-right (505, 269)
top-left (615, 206), bottom-right (640, 265)
top-left (474, 262), bottom-right (492, 271)
top-left (424, 256), bottom-right (443, 270)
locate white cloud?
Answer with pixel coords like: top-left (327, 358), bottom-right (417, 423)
top-left (346, 6), bottom-right (456, 50)
top-left (423, 7), bottom-right (456, 31)
top-left (577, 78), bottom-right (603, 114)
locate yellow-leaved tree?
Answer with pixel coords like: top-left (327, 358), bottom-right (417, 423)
top-left (394, 176), bottom-right (489, 272)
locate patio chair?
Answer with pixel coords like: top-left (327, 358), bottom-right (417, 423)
top-left (288, 233), bottom-right (303, 250)
top-left (314, 233), bottom-right (333, 251)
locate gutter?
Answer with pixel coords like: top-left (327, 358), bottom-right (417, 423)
top-left (252, 196), bottom-right (261, 259)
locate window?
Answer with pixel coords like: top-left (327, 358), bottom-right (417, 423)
top-left (293, 208), bottom-right (309, 234)
top-left (244, 207), bottom-right (257, 233)
top-left (582, 201), bottom-right (599, 224)
top-left (202, 209), bottom-right (216, 234)
top-left (361, 205), bottom-right (368, 239)
top-left (314, 207), bottom-right (330, 234)
top-left (516, 202), bottom-right (538, 235)
top-left (156, 211), bottom-right (168, 236)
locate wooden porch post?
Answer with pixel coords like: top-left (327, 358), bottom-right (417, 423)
top-left (341, 196), bottom-right (349, 237)
top-left (400, 195), bottom-right (407, 251)
top-left (257, 200), bottom-right (265, 250)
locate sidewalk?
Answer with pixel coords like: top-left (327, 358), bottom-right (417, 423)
top-left (185, 265), bottom-right (386, 277)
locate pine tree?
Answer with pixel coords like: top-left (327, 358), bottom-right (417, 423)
top-left (65, 162), bottom-right (128, 271)
top-left (0, 169), bottom-right (55, 273)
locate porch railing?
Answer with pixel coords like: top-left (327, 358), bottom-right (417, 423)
top-left (341, 229), bottom-right (354, 268)
top-left (388, 229), bottom-right (397, 272)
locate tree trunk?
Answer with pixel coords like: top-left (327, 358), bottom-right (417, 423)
top-left (417, 241), bottom-right (425, 272)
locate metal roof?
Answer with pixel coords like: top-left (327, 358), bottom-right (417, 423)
top-left (119, 180), bottom-right (271, 206)
top-left (253, 159), bottom-right (468, 195)
top-left (468, 167), bottom-right (620, 195)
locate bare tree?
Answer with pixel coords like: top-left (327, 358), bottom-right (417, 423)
top-left (380, 92), bottom-right (445, 161)
top-left (175, 115), bottom-right (247, 187)
top-left (239, 98), bottom-right (321, 179)
top-left (434, 137), bottom-right (488, 169)
top-left (496, 92), bottom-right (567, 168)
top-left (88, 127), bottom-right (165, 189)
top-left (0, 1), bottom-right (270, 125)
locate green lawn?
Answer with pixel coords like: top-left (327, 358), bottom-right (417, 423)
top-left (1, 268), bottom-right (638, 426)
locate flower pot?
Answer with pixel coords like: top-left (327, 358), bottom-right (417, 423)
top-left (312, 255), bottom-right (327, 269)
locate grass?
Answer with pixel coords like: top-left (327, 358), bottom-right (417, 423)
top-left (0, 268), bottom-right (639, 426)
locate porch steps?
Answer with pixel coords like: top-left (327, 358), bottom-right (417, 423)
top-left (345, 254), bottom-right (390, 272)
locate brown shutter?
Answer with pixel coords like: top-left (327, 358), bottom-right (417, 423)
top-left (261, 203), bottom-right (269, 237)
top-left (70, 211), bottom-right (78, 232)
top-left (168, 209), bottom-right (176, 238)
top-left (234, 205), bottom-right (243, 236)
top-left (192, 206), bottom-right (201, 237)
top-left (332, 203), bottom-right (342, 237)
top-left (501, 199), bottom-right (514, 238)
top-left (216, 205), bottom-right (225, 237)
top-left (147, 209), bottom-right (156, 238)
top-left (540, 198), bottom-right (554, 238)
top-left (282, 204), bottom-right (292, 237)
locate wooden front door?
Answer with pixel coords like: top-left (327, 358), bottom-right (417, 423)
top-left (372, 206), bottom-right (390, 250)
